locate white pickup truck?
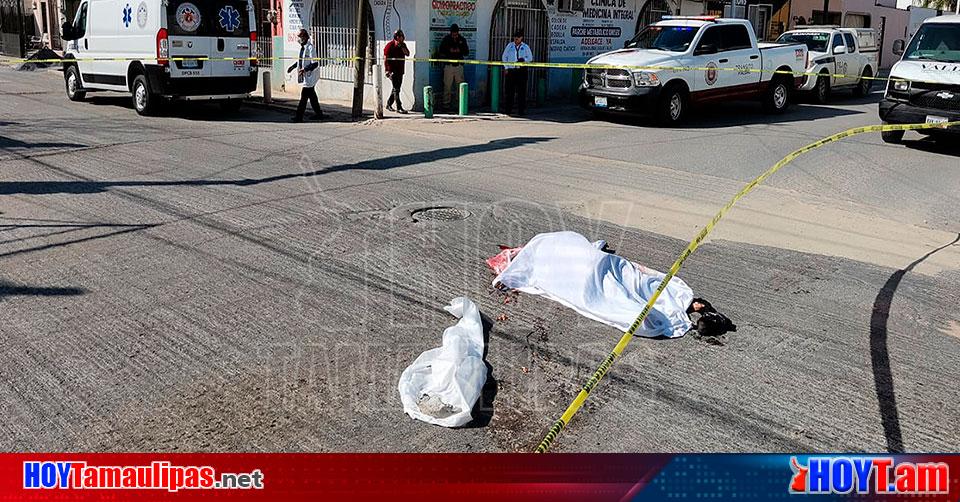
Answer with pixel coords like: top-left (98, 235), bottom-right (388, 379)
top-left (580, 17), bottom-right (808, 124)
top-left (777, 26), bottom-right (879, 103)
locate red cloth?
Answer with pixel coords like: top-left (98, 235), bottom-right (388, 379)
top-left (485, 246), bottom-right (522, 275)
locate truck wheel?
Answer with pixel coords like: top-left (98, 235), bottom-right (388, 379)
top-left (65, 66), bottom-right (86, 101)
top-left (812, 74), bottom-right (830, 104)
top-left (853, 68), bottom-right (873, 98)
top-left (763, 77), bottom-right (791, 114)
top-left (881, 124), bottom-right (904, 144)
top-left (131, 74), bottom-right (158, 116)
top-left (656, 85), bottom-right (687, 125)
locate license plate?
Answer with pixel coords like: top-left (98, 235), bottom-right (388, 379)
top-left (594, 96), bottom-right (608, 108)
top-left (926, 115), bottom-right (948, 124)
top-left (182, 59), bottom-right (199, 69)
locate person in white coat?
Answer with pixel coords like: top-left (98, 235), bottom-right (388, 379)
top-left (501, 29), bottom-right (533, 116)
top-left (287, 29), bottom-right (324, 122)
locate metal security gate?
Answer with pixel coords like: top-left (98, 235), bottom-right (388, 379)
top-left (636, 0), bottom-right (671, 34)
top-left (0, 0), bottom-right (27, 57)
top-left (490, 0), bottom-right (548, 100)
top-left (309, 0), bottom-right (374, 82)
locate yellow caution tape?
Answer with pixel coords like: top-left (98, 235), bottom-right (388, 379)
top-left (533, 119), bottom-right (960, 454)
top-left (0, 54), bottom-right (938, 87)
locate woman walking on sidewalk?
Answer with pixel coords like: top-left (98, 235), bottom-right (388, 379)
top-left (384, 30), bottom-right (410, 114)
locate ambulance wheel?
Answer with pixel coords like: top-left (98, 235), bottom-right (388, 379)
top-left (65, 65), bottom-right (85, 101)
top-left (656, 84), bottom-right (687, 126)
top-left (881, 125), bottom-right (904, 144)
top-left (219, 99), bottom-right (243, 113)
top-left (811, 73), bottom-right (830, 104)
top-left (854, 67), bottom-right (873, 98)
top-left (131, 74), bottom-right (157, 116)
top-left (763, 76), bottom-right (791, 114)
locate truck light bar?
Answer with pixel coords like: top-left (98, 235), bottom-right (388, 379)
top-left (661, 15), bottom-right (719, 21)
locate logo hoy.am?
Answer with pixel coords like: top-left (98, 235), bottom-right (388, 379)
top-left (789, 457), bottom-right (949, 495)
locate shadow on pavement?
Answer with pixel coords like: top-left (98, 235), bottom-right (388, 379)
top-left (0, 136), bottom-right (553, 195)
top-left (0, 223), bottom-right (158, 259)
top-left (869, 233), bottom-right (960, 453)
top-left (83, 95), bottom-right (363, 123)
top-left (899, 136), bottom-right (960, 157)
top-left (0, 280), bottom-right (86, 297)
top-left (0, 135), bottom-right (87, 150)
top-left (466, 312), bottom-right (498, 428)
top-left (516, 93), bottom-right (872, 128)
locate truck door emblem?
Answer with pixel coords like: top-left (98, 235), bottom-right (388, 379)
top-left (705, 62), bottom-right (718, 86)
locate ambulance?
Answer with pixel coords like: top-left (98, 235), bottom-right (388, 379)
top-left (60, 0), bottom-right (258, 115)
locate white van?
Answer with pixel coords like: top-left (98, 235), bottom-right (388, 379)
top-left (60, 0), bottom-right (258, 115)
top-left (879, 15), bottom-right (960, 143)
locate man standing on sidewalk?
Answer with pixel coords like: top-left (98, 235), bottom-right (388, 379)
top-left (439, 24), bottom-right (469, 111)
top-left (501, 29), bottom-right (533, 116)
top-left (288, 29), bottom-right (324, 122)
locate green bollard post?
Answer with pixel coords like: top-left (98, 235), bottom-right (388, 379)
top-left (490, 67), bottom-right (501, 113)
top-left (423, 86), bottom-right (433, 118)
top-left (537, 77), bottom-right (547, 107)
top-left (458, 82), bottom-right (468, 116)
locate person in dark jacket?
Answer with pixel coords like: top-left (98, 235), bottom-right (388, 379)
top-left (287, 29), bottom-right (323, 122)
top-left (438, 24), bottom-right (469, 110)
top-left (383, 29), bottom-right (410, 114)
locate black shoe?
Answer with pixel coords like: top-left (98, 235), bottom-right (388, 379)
top-left (308, 113), bottom-right (323, 121)
top-left (291, 116), bottom-right (304, 123)
top-left (386, 104), bottom-right (395, 112)
top-left (398, 107), bottom-right (408, 114)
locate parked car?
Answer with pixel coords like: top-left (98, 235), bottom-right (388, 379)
top-left (879, 14), bottom-right (960, 144)
top-left (60, 0), bottom-right (258, 115)
top-left (579, 16), bottom-right (808, 125)
top-left (777, 26), bottom-right (878, 103)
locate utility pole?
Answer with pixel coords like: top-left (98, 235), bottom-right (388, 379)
top-left (350, 0), bottom-right (367, 119)
top-left (16, 0), bottom-right (27, 57)
top-left (820, 0), bottom-right (829, 24)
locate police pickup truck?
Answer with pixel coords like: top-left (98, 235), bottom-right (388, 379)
top-left (580, 17), bottom-right (808, 124)
top-left (879, 15), bottom-right (960, 144)
top-left (777, 26), bottom-right (879, 103)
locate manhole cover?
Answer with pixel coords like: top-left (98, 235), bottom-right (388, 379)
top-left (410, 206), bottom-right (471, 222)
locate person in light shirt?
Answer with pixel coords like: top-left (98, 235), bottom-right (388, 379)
top-left (501, 29), bottom-right (533, 116)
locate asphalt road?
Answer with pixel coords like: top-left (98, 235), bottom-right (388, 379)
top-left (1, 66), bottom-right (959, 453)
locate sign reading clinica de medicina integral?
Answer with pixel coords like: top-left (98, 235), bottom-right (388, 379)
top-left (548, 0), bottom-right (637, 62)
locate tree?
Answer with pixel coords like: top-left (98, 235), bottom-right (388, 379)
top-left (917, 0), bottom-right (957, 11)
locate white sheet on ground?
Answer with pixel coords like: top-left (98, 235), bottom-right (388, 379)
top-left (397, 297), bottom-right (487, 427)
top-left (493, 231), bottom-right (693, 338)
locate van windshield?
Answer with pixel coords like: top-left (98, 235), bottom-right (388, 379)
top-left (903, 23), bottom-right (960, 63)
top-left (777, 32), bottom-right (829, 52)
top-left (626, 26), bottom-right (698, 52)
top-left (166, 0), bottom-right (251, 37)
